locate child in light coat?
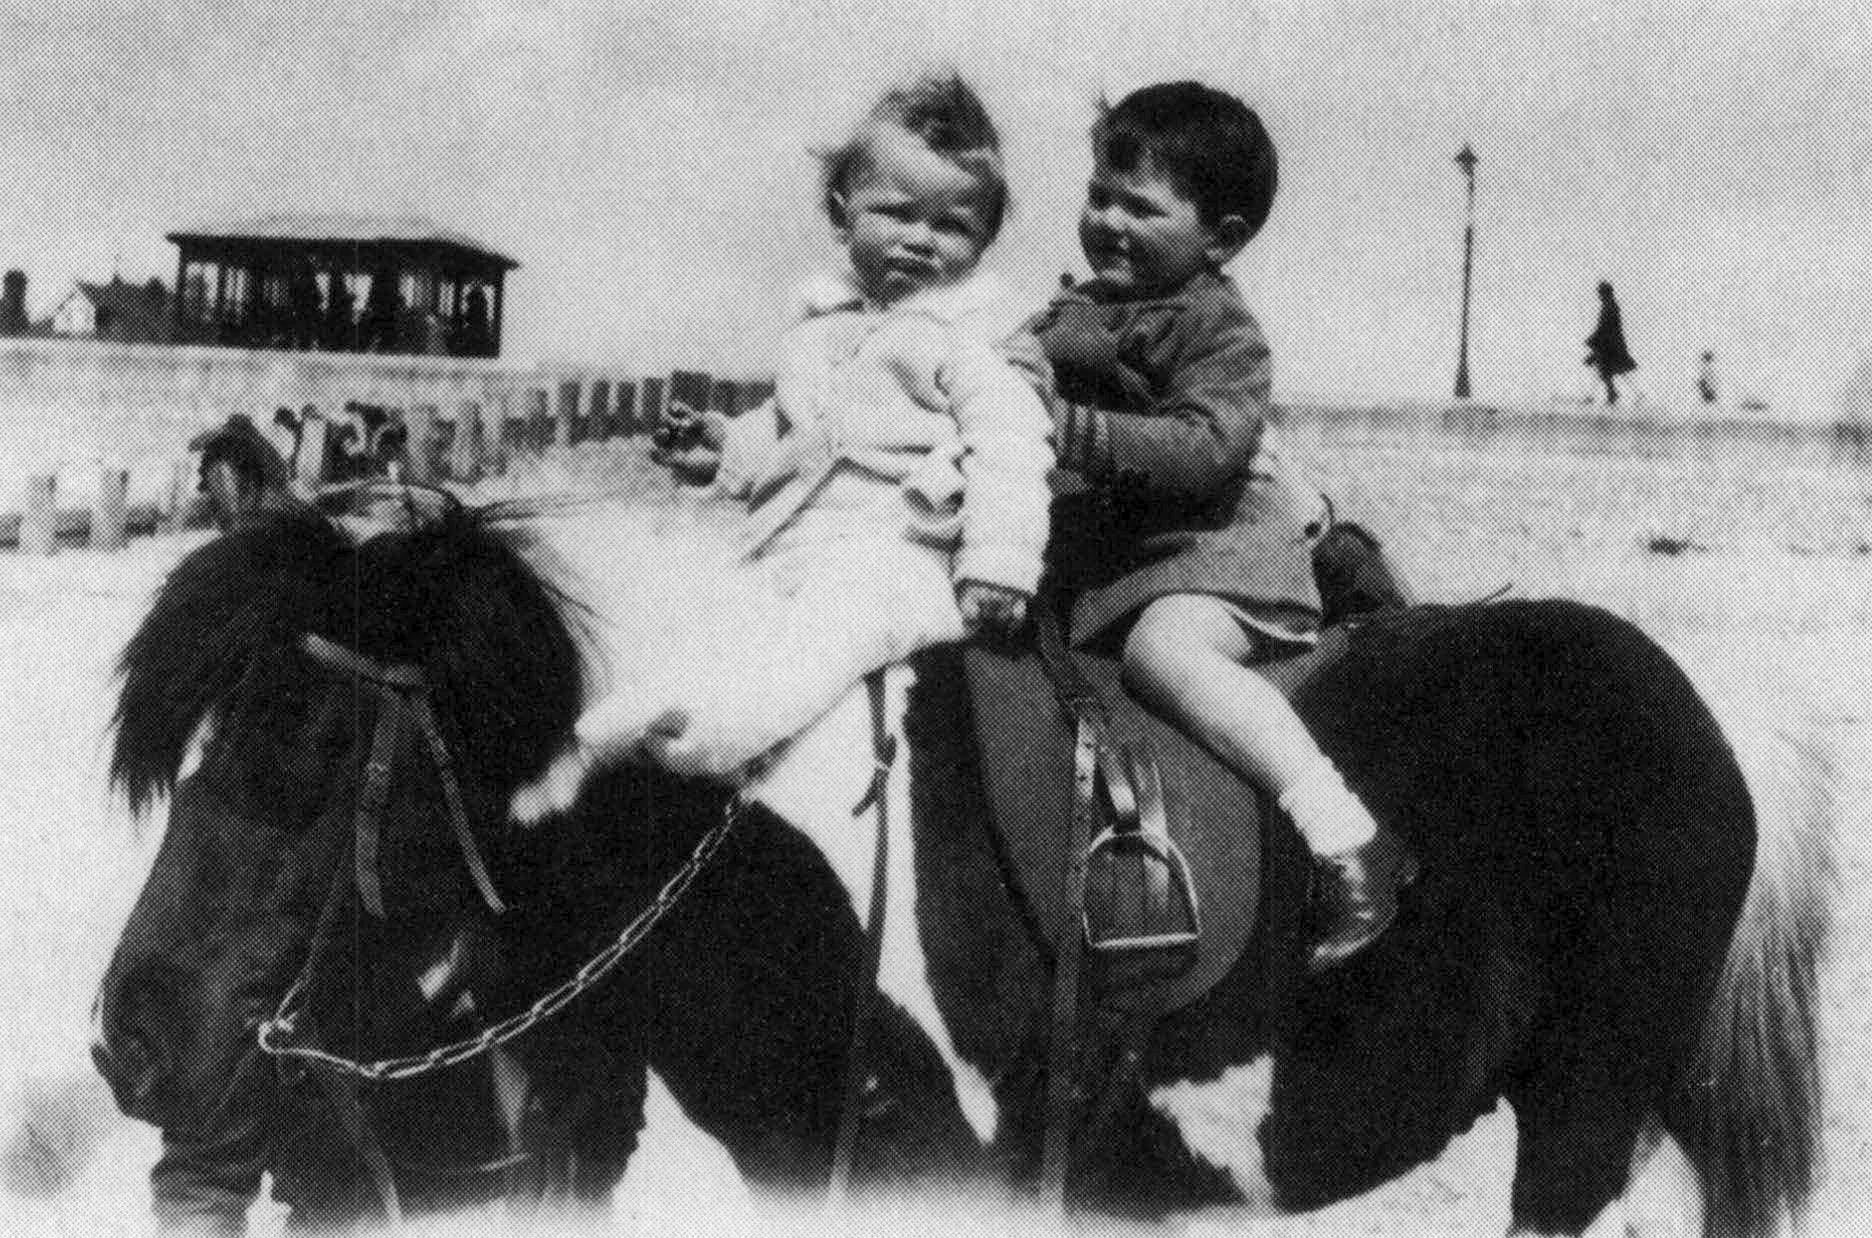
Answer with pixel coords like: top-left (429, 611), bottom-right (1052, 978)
top-left (514, 72), bottom-right (1050, 818)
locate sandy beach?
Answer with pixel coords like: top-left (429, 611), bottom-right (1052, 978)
top-left (2, 434), bottom-right (1868, 1235)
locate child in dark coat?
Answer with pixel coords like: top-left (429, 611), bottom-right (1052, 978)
top-left (1029, 82), bottom-right (1412, 972)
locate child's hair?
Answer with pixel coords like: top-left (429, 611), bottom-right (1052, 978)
top-left (820, 71), bottom-right (1009, 243)
top-left (1093, 82), bottom-right (1277, 237)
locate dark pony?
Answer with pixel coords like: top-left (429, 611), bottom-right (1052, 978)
top-left (94, 497), bottom-right (602, 1229)
top-left (93, 496), bottom-right (981, 1230)
top-left (94, 496), bottom-right (1834, 1237)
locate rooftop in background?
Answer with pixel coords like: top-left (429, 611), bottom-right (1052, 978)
top-left (64, 276), bottom-right (170, 344)
top-left (166, 214), bottom-right (519, 271)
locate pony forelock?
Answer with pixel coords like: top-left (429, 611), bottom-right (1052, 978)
top-left (110, 498), bottom-right (588, 818)
top-left (110, 507), bottom-right (350, 816)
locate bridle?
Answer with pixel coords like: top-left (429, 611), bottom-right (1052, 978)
top-left (247, 484), bottom-right (894, 1223)
top-left (247, 486), bottom-right (744, 1226)
top-left (255, 677), bottom-right (741, 1087)
top-left (252, 621), bottom-right (742, 1227)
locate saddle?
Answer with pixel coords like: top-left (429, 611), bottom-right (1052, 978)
top-left (965, 622), bottom-right (1347, 1016)
top-left (964, 521), bottom-right (1411, 1018)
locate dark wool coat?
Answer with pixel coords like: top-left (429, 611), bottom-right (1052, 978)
top-left (1027, 270), bottom-right (1323, 649)
top-left (1586, 298), bottom-right (1638, 375)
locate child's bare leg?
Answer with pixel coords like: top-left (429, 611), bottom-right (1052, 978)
top-left (1122, 594), bottom-right (1411, 970)
top-left (1123, 595), bottom-right (1374, 851)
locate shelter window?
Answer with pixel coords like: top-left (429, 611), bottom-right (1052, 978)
top-left (220, 267), bottom-right (250, 323)
top-left (181, 264), bottom-right (212, 322)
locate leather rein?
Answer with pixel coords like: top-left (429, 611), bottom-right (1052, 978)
top-left (252, 624), bottom-right (896, 1224)
top-left (252, 630), bottom-right (738, 1226)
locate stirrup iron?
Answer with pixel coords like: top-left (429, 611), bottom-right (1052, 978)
top-left (1081, 738), bottom-right (1201, 953)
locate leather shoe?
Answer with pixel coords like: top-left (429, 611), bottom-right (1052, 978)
top-left (1307, 829), bottom-right (1419, 974)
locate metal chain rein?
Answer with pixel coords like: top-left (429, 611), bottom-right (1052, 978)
top-left (257, 796), bottom-right (743, 1083)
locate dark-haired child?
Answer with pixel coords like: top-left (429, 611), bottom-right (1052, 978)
top-left (514, 73), bottom-right (1051, 816)
top-left (1030, 81), bottom-right (1411, 971)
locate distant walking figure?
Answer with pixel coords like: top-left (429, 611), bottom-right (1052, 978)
top-left (1584, 280), bottom-right (1637, 405)
top-left (1697, 350), bottom-right (1719, 405)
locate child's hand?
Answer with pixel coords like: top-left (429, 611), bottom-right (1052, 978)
top-left (651, 403), bottom-right (726, 484)
top-left (1042, 301), bottom-right (1125, 376)
top-left (958, 581), bottom-right (1029, 637)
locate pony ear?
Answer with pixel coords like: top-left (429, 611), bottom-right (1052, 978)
top-left (110, 508), bottom-right (350, 816)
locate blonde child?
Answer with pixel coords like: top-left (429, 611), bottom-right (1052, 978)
top-left (514, 73), bottom-right (1050, 818)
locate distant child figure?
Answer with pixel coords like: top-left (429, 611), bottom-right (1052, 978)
top-left (1698, 350), bottom-right (1719, 406)
top-left (1029, 82), bottom-right (1412, 973)
top-left (1585, 280), bottom-right (1638, 405)
top-left (513, 73), bottom-right (1051, 817)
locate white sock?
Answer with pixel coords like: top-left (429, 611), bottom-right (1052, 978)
top-left (1278, 761), bottom-right (1379, 856)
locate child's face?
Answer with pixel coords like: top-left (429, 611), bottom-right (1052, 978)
top-left (836, 124), bottom-right (993, 306)
top-left (1079, 154), bottom-right (1230, 298)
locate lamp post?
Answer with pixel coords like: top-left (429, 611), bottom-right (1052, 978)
top-left (1454, 144), bottom-right (1478, 399)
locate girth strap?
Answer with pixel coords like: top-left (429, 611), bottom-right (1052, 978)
top-left (1039, 712), bottom-right (1096, 1202)
top-left (827, 669), bottom-right (895, 1210)
top-left (1032, 609), bottom-right (1202, 1206)
top-left (299, 633), bottom-right (505, 917)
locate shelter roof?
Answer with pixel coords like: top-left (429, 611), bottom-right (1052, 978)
top-left (166, 213), bottom-right (518, 270)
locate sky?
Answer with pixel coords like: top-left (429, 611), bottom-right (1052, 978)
top-left (4, 0), bottom-right (1871, 417)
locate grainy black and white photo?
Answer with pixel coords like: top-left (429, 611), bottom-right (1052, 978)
top-left (2, 3), bottom-right (1867, 1235)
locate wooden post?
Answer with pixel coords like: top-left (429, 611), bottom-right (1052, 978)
top-left (485, 390), bottom-right (512, 471)
top-left (527, 387), bottom-right (551, 452)
top-left (637, 377), bottom-right (665, 435)
top-left (481, 393), bottom-right (505, 474)
top-left (668, 371), bottom-right (713, 419)
top-left (158, 458), bottom-right (193, 533)
top-left (709, 379), bottom-right (741, 418)
top-left (20, 473), bottom-right (56, 556)
top-left (614, 380), bottom-right (637, 439)
top-left (554, 379), bottom-right (579, 448)
top-left (450, 400), bottom-right (483, 480)
top-left (587, 379), bottom-right (611, 441)
top-left (92, 466), bottom-right (130, 551)
top-left (405, 404), bottom-right (439, 482)
top-left (740, 379), bottom-right (776, 410)
top-left (296, 413), bottom-right (330, 491)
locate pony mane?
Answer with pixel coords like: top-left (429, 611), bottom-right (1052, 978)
top-left (111, 498), bottom-right (588, 817)
top-left (111, 505), bottom-right (351, 815)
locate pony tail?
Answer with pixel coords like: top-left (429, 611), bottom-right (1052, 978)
top-left (110, 510), bottom-right (349, 815)
top-left (1670, 721), bottom-right (1837, 1238)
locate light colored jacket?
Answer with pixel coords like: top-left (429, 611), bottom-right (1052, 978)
top-left (715, 269), bottom-right (1053, 595)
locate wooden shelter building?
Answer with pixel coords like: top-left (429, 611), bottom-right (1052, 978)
top-left (166, 214), bottom-right (518, 357)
